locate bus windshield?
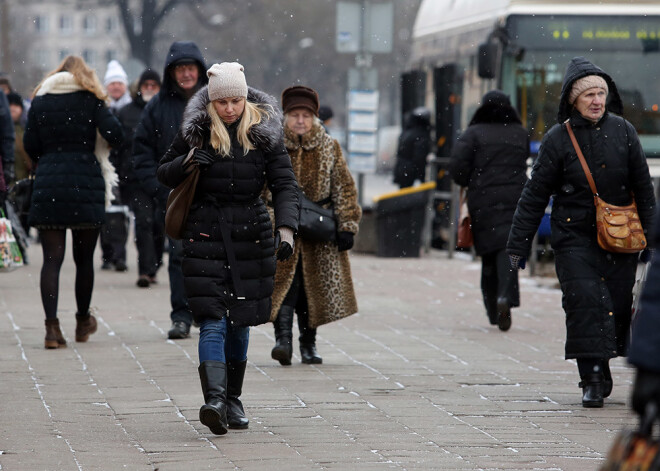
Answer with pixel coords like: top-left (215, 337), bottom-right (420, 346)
top-left (502, 15), bottom-right (660, 155)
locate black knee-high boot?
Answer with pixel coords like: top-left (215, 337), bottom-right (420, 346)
top-left (226, 360), bottom-right (249, 429)
top-left (198, 361), bottom-right (228, 435)
top-left (298, 310), bottom-right (322, 364)
top-left (271, 306), bottom-right (294, 365)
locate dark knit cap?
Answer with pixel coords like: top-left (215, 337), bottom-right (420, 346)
top-left (6, 92), bottom-right (23, 109)
top-left (281, 85), bottom-right (319, 116)
top-left (319, 105), bottom-right (333, 121)
top-left (138, 69), bottom-right (161, 89)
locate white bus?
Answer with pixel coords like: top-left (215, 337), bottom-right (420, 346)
top-left (409, 0), bottom-right (660, 161)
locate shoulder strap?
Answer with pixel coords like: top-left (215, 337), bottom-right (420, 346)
top-left (565, 120), bottom-right (599, 197)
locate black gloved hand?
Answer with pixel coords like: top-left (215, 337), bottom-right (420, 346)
top-left (640, 248), bottom-right (655, 264)
top-left (276, 241), bottom-right (293, 261)
top-left (509, 254), bottom-right (527, 270)
top-left (631, 368), bottom-right (660, 416)
top-left (191, 148), bottom-right (216, 170)
top-left (337, 231), bottom-right (354, 252)
top-left (0, 190), bottom-right (7, 210)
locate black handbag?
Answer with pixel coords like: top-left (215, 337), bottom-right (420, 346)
top-left (298, 192), bottom-right (337, 243)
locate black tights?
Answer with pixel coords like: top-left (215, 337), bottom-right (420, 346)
top-left (39, 228), bottom-right (99, 319)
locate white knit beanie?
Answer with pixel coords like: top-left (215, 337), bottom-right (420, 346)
top-left (569, 75), bottom-right (608, 104)
top-left (103, 60), bottom-right (128, 87)
top-left (207, 62), bottom-right (248, 101)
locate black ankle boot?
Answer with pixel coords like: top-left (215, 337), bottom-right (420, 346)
top-left (298, 310), bottom-right (322, 364)
top-left (271, 306), bottom-right (294, 366)
top-left (198, 361), bottom-right (228, 435)
top-left (226, 360), bottom-right (249, 429)
top-left (579, 373), bottom-right (604, 408)
top-left (300, 344), bottom-right (322, 364)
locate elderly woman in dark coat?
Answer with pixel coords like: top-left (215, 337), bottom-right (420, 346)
top-left (24, 55), bottom-right (124, 349)
top-left (507, 56), bottom-right (655, 408)
top-left (157, 63), bottom-right (299, 436)
top-left (449, 90), bottom-right (529, 331)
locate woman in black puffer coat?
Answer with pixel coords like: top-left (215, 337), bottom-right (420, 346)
top-left (157, 63), bottom-right (299, 436)
top-left (449, 90), bottom-right (529, 331)
top-left (507, 57), bottom-right (655, 408)
top-left (23, 55), bottom-right (124, 350)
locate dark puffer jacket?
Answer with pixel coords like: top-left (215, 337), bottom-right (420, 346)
top-left (157, 86), bottom-right (299, 326)
top-left (24, 90), bottom-right (124, 228)
top-left (507, 57), bottom-right (655, 359)
top-left (449, 91), bottom-right (529, 255)
top-left (133, 41), bottom-right (207, 201)
top-left (393, 108), bottom-right (431, 187)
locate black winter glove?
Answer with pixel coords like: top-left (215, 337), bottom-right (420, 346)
top-left (509, 254), bottom-right (527, 270)
top-left (191, 148), bottom-right (216, 170)
top-left (631, 368), bottom-right (660, 416)
top-left (337, 231), bottom-right (354, 252)
top-left (640, 248), bottom-right (655, 264)
top-left (274, 230), bottom-right (294, 261)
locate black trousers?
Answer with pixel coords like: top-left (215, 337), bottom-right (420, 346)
top-left (281, 260), bottom-right (316, 344)
top-left (129, 188), bottom-right (165, 277)
top-left (481, 249), bottom-right (520, 322)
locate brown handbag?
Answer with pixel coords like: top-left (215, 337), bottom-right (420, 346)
top-left (456, 187), bottom-right (473, 249)
top-left (165, 166), bottom-right (200, 240)
top-left (565, 121), bottom-right (646, 254)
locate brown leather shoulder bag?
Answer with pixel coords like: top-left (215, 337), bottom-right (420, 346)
top-left (565, 120), bottom-right (646, 253)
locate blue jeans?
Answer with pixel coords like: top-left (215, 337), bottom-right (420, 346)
top-left (198, 317), bottom-right (250, 363)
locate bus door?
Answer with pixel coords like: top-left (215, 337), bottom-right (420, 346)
top-left (432, 64), bottom-right (463, 249)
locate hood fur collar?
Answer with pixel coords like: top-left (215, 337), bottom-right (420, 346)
top-left (36, 72), bottom-right (84, 96)
top-left (181, 85), bottom-right (284, 153)
top-left (284, 121), bottom-right (326, 151)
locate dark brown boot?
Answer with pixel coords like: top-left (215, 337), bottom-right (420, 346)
top-left (75, 312), bottom-right (98, 342)
top-left (45, 318), bottom-right (66, 349)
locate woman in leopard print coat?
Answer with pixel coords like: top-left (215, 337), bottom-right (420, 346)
top-left (268, 86), bottom-right (361, 366)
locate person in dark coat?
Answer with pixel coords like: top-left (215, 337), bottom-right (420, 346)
top-left (449, 90), bottom-right (529, 330)
top-left (629, 210), bottom-right (660, 419)
top-left (268, 86), bottom-right (361, 367)
top-left (133, 40), bottom-right (208, 339)
top-left (507, 56), bottom-right (655, 408)
top-left (157, 62), bottom-right (299, 435)
top-left (0, 89), bottom-right (14, 193)
top-left (393, 107), bottom-right (431, 188)
top-left (115, 69), bottom-right (161, 287)
top-left (23, 55), bottom-right (124, 349)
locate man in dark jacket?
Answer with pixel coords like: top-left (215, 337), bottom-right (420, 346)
top-left (393, 107), bottom-right (431, 188)
top-left (116, 69), bottom-right (161, 287)
top-left (133, 41), bottom-right (208, 339)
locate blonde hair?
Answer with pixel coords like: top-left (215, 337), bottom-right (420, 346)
top-left (207, 100), bottom-right (273, 156)
top-left (32, 55), bottom-right (107, 101)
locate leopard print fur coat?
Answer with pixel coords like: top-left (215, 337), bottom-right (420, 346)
top-left (268, 121), bottom-right (361, 328)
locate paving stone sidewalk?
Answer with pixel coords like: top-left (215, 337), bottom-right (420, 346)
top-left (0, 241), bottom-right (637, 470)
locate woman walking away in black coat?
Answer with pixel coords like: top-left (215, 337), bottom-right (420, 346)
top-left (157, 63), bottom-right (299, 435)
top-left (449, 91), bottom-right (529, 331)
top-left (507, 56), bottom-right (655, 408)
top-left (24, 55), bottom-right (124, 349)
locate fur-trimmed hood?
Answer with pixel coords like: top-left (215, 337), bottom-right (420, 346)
top-left (181, 85), bottom-right (284, 153)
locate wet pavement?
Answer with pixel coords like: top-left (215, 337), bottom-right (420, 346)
top-left (0, 237), bottom-right (637, 470)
